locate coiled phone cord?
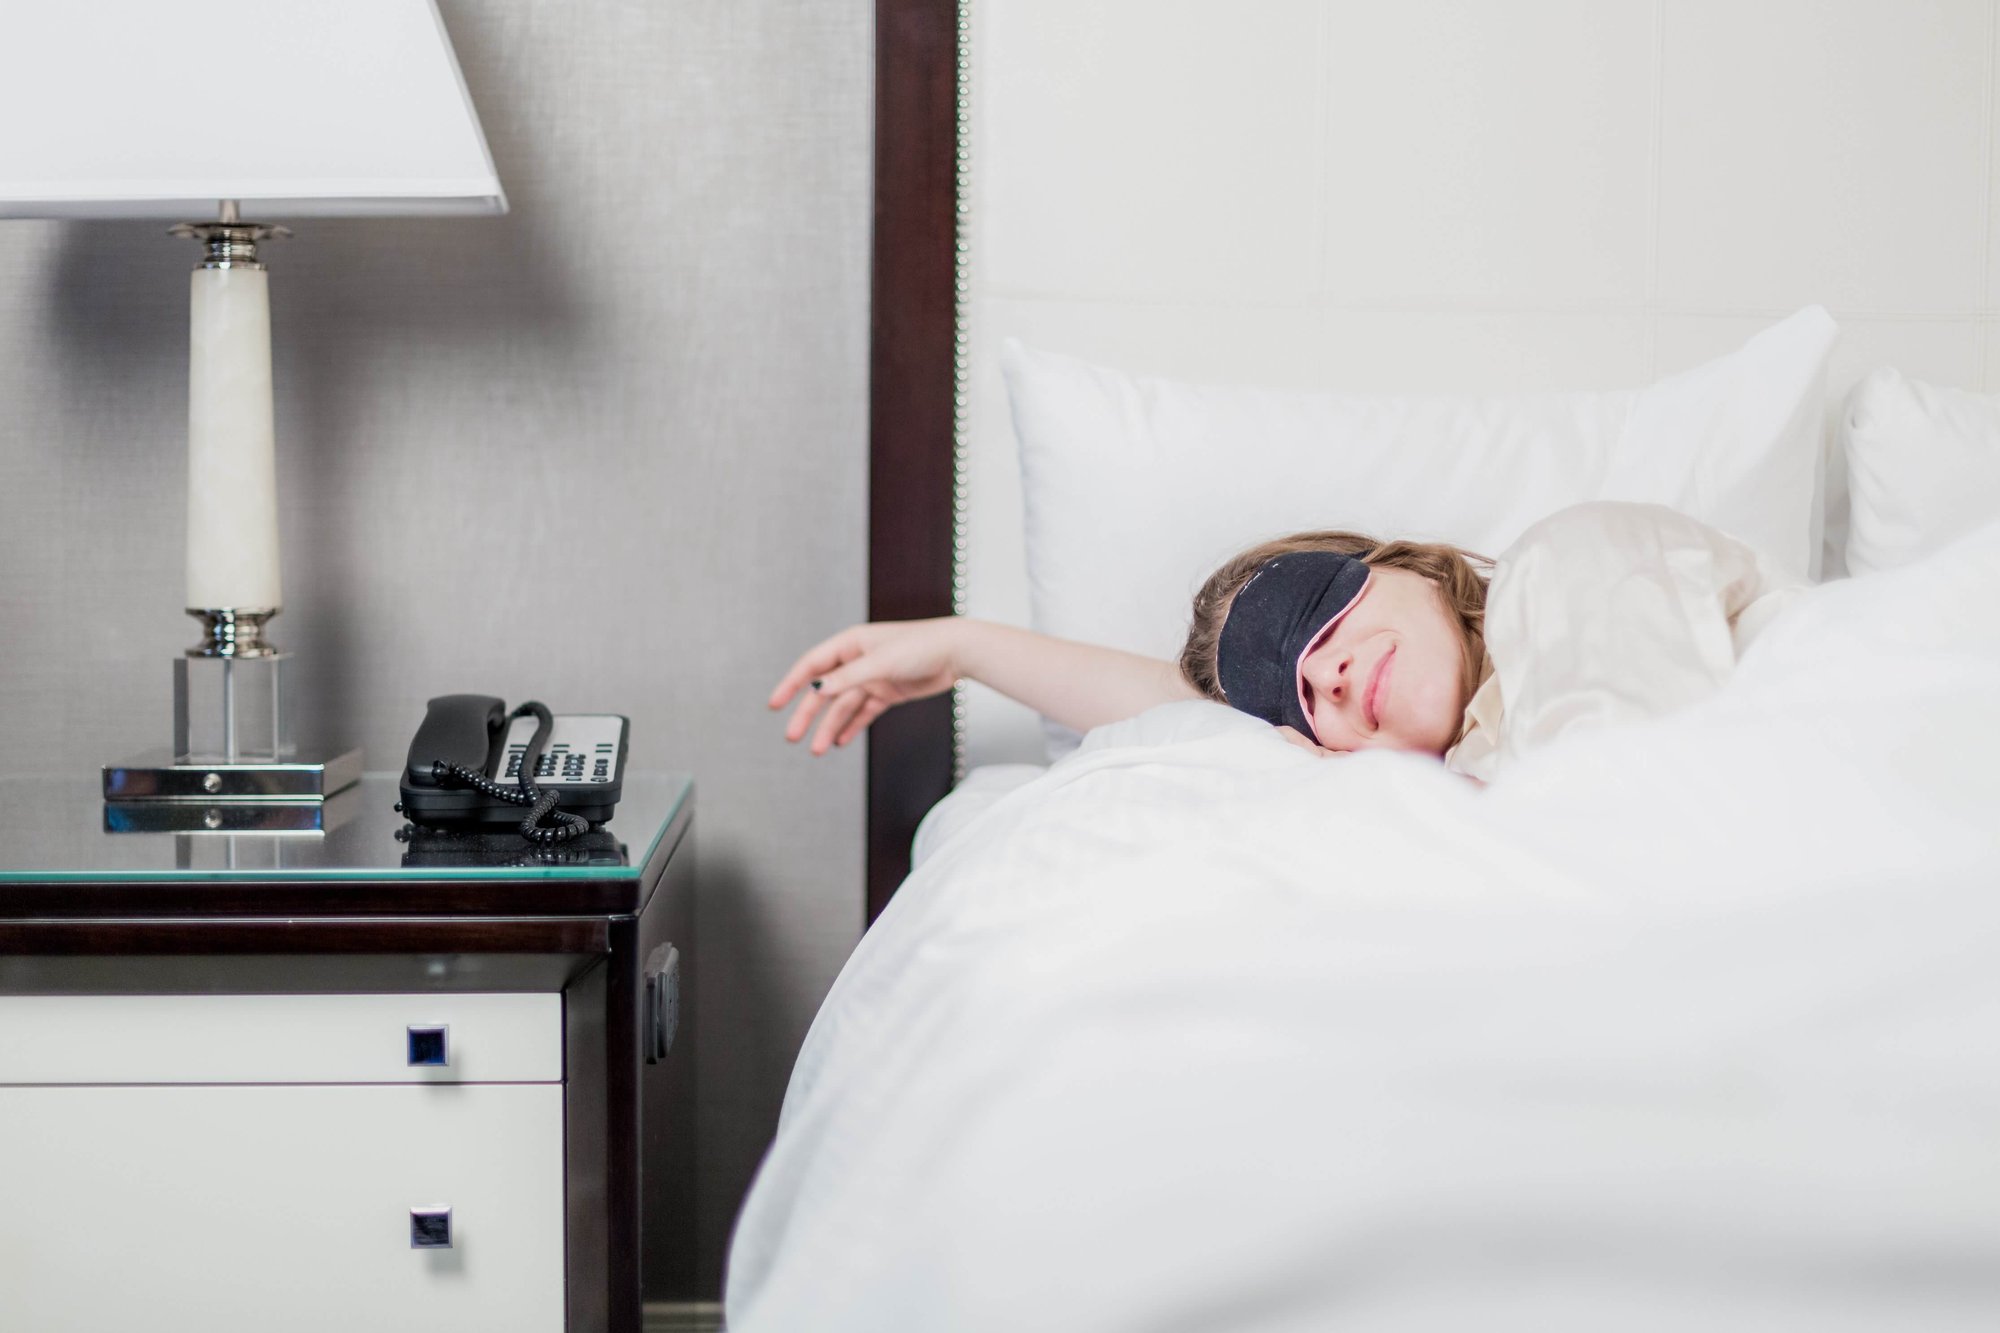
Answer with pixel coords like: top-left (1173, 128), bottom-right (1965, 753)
top-left (429, 701), bottom-right (591, 845)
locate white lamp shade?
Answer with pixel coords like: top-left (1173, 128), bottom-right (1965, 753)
top-left (0, 0), bottom-right (505, 219)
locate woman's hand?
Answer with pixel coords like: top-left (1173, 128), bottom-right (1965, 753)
top-left (768, 618), bottom-right (966, 755)
top-left (772, 617), bottom-right (1196, 754)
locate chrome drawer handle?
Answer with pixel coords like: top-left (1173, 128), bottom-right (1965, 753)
top-left (407, 1024), bottom-right (450, 1067)
top-left (410, 1206), bottom-right (453, 1249)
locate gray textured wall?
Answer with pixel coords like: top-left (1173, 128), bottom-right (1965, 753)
top-left (0, 0), bottom-right (872, 1296)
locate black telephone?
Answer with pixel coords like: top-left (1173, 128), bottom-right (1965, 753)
top-left (399, 695), bottom-right (629, 843)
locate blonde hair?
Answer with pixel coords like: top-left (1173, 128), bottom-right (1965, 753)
top-left (1179, 531), bottom-right (1492, 730)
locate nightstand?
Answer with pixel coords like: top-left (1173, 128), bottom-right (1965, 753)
top-left (0, 772), bottom-right (693, 1333)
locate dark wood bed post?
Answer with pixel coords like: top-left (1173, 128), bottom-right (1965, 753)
top-left (867, 0), bottom-right (959, 921)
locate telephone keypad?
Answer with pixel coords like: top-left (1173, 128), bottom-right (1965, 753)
top-left (495, 715), bottom-right (626, 786)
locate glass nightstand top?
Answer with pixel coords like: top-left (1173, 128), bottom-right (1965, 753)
top-left (0, 773), bottom-right (691, 882)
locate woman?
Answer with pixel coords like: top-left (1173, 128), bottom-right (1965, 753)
top-left (769, 530), bottom-right (1492, 761)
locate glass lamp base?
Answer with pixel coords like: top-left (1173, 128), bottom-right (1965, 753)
top-left (102, 621), bottom-right (362, 806)
top-left (174, 651), bottom-right (292, 762)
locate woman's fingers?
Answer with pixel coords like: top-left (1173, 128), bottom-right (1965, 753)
top-left (784, 686), bottom-right (886, 755)
top-left (768, 629), bottom-right (863, 710)
top-left (834, 697), bottom-right (889, 748)
top-left (784, 669), bottom-right (888, 746)
top-left (809, 688), bottom-right (872, 755)
top-left (773, 620), bottom-right (945, 754)
top-left (784, 683), bottom-right (831, 743)
top-left (809, 657), bottom-right (884, 702)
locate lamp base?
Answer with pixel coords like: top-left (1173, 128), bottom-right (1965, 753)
top-left (105, 609), bottom-right (362, 804)
top-left (175, 651), bottom-right (293, 761)
top-left (102, 783), bottom-right (363, 835)
top-left (103, 746), bottom-right (362, 803)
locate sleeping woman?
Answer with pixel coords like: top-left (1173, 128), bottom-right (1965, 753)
top-left (769, 501), bottom-right (1801, 778)
top-left (770, 530), bottom-right (1492, 764)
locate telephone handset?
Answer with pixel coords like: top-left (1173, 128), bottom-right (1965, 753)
top-left (399, 694), bottom-right (629, 843)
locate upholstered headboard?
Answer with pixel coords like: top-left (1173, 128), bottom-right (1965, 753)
top-left (870, 0), bottom-right (2000, 913)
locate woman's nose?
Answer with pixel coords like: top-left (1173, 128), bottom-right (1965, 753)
top-left (1306, 648), bottom-right (1353, 700)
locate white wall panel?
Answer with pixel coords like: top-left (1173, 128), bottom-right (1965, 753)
top-left (1307, 310), bottom-right (1655, 392)
top-left (1319, 0), bottom-right (1656, 306)
top-left (977, 0), bottom-right (1325, 301)
top-left (1656, 0), bottom-right (1991, 312)
top-left (1982, 322), bottom-right (2000, 386)
top-left (979, 305), bottom-right (1654, 396)
top-left (1988, 5), bottom-right (2000, 311)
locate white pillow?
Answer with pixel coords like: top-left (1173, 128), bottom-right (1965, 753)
top-left (1002, 307), bottom-right (1836, 756)
top-left (1841, 367), bottom-right (2000, 576)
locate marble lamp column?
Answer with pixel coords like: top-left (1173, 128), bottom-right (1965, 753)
top-left (186, 216), bottom-right (283, 616)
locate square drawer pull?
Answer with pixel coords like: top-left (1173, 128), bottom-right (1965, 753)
top-left (410, 1206), bottom-right (453, 1249)
top-left (406, 1025), bottom-right (450, 1067)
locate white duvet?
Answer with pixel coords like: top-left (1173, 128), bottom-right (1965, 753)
top-left (728, 519), bottom-right (2000, 1332)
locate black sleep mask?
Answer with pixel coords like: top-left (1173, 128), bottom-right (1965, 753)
top-left (1217, 551), bottom-right (1371, 739)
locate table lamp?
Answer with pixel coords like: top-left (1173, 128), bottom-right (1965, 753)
top-left (0, 0), bottom-right (505, 805)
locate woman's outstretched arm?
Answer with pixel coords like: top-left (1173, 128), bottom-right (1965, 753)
top-left (769, 617), bottom-right (1199, 755)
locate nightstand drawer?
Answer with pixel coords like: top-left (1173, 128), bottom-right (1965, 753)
top-left (0, 1083), bottom-right (565, 1332)
top-left (0, 992), bottom-right (560, 1084)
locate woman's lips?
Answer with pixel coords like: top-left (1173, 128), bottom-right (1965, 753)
top-left (1365, 647), bottom-right (1395, 730)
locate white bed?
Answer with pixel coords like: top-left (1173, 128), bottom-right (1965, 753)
top-left (733, 518), bottom-right (2000, 1329)
top-left (741, 1), bottom-right (2000, 1325)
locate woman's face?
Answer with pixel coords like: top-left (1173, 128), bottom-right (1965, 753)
top-left (1297, 567), bottom-right (1469, 755)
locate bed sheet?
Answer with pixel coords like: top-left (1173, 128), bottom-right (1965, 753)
top-left (729, 520), bottom-right (2000, 1332)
